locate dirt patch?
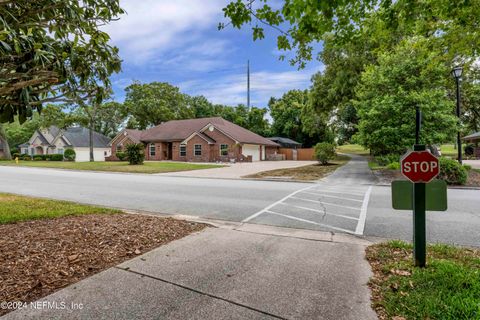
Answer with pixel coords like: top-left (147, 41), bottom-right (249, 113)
top-left (0, 214), bottom-right (206, 315)
top-left (466, 169), bottom-right (480, 187)
top-left (244, 155), bottom-right (350, 181)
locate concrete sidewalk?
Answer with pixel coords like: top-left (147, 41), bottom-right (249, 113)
top-left (157, 160), bottom-right (317, 179)
top-left (3, 225), bottom-right (377, 320)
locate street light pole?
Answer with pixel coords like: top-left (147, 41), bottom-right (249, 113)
top-left (451, 66), bottom-right (463, 164)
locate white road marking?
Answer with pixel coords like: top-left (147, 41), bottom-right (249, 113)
top-left (278, 203), bottom-right (359, 221)
top-left (242, 184), bottom-right (317, 223)
top-left (307, 189), bottom-right (365, 197)
top-left (354, 186), bottom-right (372, 235)
top-left (265, 210), bottom-right (355, 234)
top-left (300, 191), bottom-right (363, 202)
top-left (289, 196), bottom-right (361, 210)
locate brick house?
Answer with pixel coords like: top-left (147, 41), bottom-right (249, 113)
top-left (109, 117), bottom-right (279, 162)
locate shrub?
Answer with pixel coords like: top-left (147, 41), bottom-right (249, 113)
top-left (12, 153), bottom-right (20, 159)
top-left (116, 151), bottom-right (127, 161)
top-left (386, 162), bottom-right (400, 170)
top-left (10, 148), bottom-right (19, 157)
top-left (33, 155), bottom-right (44, 161)
top-left (64, 149), bottom-right (76, 161)
top-left (49, 154), bottom-right (64, 161)
top-left (375, 154), bottom-right (400, 166)
top-left (314, 142), bottom-right (336, 165)
top-left (20, 154), bottom-right (32, 160)
top-left (465, 144), bottom-right (475, 156)
top-left (125, 143), bottom-right (144, 165)
top-left (438, 157), bottom-right (468, 185)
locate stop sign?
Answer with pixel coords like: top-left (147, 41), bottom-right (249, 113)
top-left (401, 151), bottom-right (439, 183)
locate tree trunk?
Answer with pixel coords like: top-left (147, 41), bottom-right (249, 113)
top-left (89, 121), bottom-right (94, 162)
top-left (0, 124), bottom-right (12, 160)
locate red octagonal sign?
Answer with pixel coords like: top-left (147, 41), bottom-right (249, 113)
top-left (401, 151), bottom-right (440, 183)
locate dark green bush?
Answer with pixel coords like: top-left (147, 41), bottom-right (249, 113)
top-left (49, 154), bottom-right (64, 161)
top-left (465, 144), bottom-right (474, 156)
top-left (116, 151), bottom-right (127, 161)
top-left (12, 153), bottom-right (20, 159)
top-left (314, 142), bottom-right (336, 165)
top-left (20, 154), bottom-right (32, 160)
top-left (375, 154), bottom-right (400, 166)
top-left (64, 149), bottom-right (76, 161)
top-left (438, 157), bottom-right (468, 185)
top-left (125, 143), bottom-right (144, 165)
top-left (33, 155), bottom-right (44, 161)
top-left (10, 148), bottom-right (19, 157)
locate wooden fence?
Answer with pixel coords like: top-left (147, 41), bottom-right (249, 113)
top-left (278, 148), bottom-right (315, 161)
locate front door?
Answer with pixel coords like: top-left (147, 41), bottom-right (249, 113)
top-left (167, 143), bottom-right (173, 160)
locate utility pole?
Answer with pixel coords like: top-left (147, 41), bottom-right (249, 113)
top-left (247, 60), bottom-right (250, 108)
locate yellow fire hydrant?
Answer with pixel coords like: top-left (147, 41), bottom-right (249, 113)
top-left (15, 157), bottom-right (19, 165)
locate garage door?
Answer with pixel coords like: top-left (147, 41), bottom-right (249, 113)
top-left (242, 144), bottom-right (260, 161)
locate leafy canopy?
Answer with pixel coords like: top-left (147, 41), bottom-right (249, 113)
top-left (0, 0), bottom-right (124, 123)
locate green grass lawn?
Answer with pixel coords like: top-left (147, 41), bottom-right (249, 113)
top-left (440, 144), bottom-right (463, 157)
top-left (367, 241), bottom-right (480, 320)
top-left (0, 193), bottom-right (120, 224)
top-left (336, 144), bottom-right (370, 156)
top-left (0, 160), bottom-right (224, 174)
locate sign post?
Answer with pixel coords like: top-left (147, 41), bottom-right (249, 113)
top-left (399, 147), bottom-right (440, 267)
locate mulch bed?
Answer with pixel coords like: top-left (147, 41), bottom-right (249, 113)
top-left (0, 214), bottom-right (207, 316)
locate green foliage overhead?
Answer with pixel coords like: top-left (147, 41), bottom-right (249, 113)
top-left (124, 82), bottom-right (192, 129)
top-left (354, 38), bottom-right (457, 155)
top-left (0, 0), bottom-right (124, 123)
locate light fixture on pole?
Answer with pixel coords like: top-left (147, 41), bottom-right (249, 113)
top-left (451, 66), bottom-right (463, 164)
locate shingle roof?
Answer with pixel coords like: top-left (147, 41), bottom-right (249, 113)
top-left (125, 129), bottom-right (143, 142)
top-left (141, 117), bottom-right (278, 146)
top-left (62, 127), bottom-right (110, 148)
top-left (267, 137), bottom-right (302, 146)
top-left (463, 132), bottom-right (480, 140)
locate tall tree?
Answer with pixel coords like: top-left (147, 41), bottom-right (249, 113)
top-left (355, 38), bottom-right (457, 155)
top-left (0, 0), bottom-right (123, 157)
top-left (123, 82), bottom-right (193, 129)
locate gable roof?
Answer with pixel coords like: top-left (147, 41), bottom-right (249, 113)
top-left (463, 132), bottom-right (480, 141)
top-left (62, 127), bottom-right (110, 148)
top-left (267, 137), bottom-right (302, 146)
top-left (142, 117), bottom-right (278, 146)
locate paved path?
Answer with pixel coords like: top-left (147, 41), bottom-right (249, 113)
top-left (463, 159), bottom-right (480, 169)
top-left (0, 156), bottom-right (479, 246)
top-left (3, 226), bottom-right (376, 320)
top-left (158, 160), bottom-right (317, 179)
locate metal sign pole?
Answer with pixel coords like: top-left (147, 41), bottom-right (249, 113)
top-left (413, 144), bottom-right (426, 267)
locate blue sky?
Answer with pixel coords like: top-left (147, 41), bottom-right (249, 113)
top-left (103, 0), bottom-right (324, 109)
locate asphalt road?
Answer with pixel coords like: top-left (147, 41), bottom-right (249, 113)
top-left (0, 157), bottom-right (479, 247)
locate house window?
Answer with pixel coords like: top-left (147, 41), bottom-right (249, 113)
top-left (21, 148), bottom-right (27, 154)
top-left (180, 145), bottom-right (186, 157)
top-left (194, 144), bottom-right (202, 156)
top-left (117, 145), bottom-right (123, 151)
top-left (220, 144), bottom-right (228, 156)
top-left (149, 143), bottom-right (156, 156)
top-left (57, 148), bottom-right (64, 155)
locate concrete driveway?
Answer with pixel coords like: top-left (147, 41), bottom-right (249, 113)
top-left (463, 159), bottom-right (480, 169)
top-left (158, 160), bottom-right (317, 179)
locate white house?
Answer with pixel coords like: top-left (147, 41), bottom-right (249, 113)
top-left (19, 126), bottom-right (111, 162)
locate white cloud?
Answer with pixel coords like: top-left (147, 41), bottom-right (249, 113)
top-left (103, 0), bottom-right (228, 64)
top-left (179, 66), bottom-right (323, 107)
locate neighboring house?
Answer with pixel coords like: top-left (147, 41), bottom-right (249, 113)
top-left (19, 126), bottom-right (111, 162)
top-left (463, 132), bottom-right (480, 158)
top-left (267, 137), bottom-right (302, 149)
top-left (109, 117), bottom-right (279, 162)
